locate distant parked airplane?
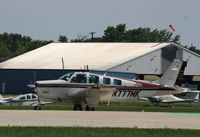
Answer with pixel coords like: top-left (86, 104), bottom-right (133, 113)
top-left (31, 59), bottom-right (186, 111)
top-left (140, 89), bottom-right (200, 106)
top-left (0, 93), bottom-right (52, 110)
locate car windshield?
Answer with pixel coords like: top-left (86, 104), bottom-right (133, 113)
top-left (59, 72), bottom-right (74, 81)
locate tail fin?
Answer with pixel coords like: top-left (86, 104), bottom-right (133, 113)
top-left (159, 59), bottom-right (183, 87)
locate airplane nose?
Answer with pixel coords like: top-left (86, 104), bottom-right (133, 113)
top-left (35, 82), bottom-right (38, 87)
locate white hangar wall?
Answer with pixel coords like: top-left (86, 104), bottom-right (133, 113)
top-left (183, 50), bottom-right (200, 75)
top-left (108, 50), bottom-right (162, 74)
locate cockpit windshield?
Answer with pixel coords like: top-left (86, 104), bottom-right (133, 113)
top-left (71, 74), bottom-right (87, 83)
top-left (59, 72), bottom-right (74, 81)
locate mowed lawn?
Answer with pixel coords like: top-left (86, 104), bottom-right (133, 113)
top-left (0, 100), bottom-right (200, 112)
top-left (0, 127), bottom-right (200, 137)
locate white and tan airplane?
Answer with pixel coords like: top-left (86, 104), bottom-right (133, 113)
top-left (140, 89), bottom-right (200, 106)
top-left (0, 93), bottom-right (52, 110)
top-left (33, 59), bottom-right (185, 111)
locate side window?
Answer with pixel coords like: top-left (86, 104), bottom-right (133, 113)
top-left (114, 79), bottom-right (122, 85)
top-left (71, 74), bottom-right (87, 83)
top-left (103, 77), bottom-right (111, 84)
top-left (27, 95), bottom-right (31, 100)
top-left (19, 96), bottom-right (26, 100)
top-left (89, 75), bottom-right (99, 84)
top-left (32, 94), bottom-right (37, 99)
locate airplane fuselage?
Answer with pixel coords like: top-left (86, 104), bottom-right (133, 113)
top-left (35, 72), bottom-right (179, 103)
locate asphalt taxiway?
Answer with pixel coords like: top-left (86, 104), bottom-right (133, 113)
top-left (0, 110), bottom-right (200, 129)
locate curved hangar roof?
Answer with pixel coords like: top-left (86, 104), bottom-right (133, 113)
top-left (0, 43), bottom-right (171, 70)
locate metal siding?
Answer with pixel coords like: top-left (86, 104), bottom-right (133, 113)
top-left (0, 69), bottom-right (136, 94)
top-left (0, 69), bottom-right (71, 94)
top-left (109, 50), bottom-right (161, 74)
top-left (183, 51), bottom-right (200, 75)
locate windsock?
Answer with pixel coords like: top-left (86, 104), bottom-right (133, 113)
top-left (169, 24), bottom-right (176, 32)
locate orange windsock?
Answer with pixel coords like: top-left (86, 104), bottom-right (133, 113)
top-left (169, 24), bottom-right (176, 32)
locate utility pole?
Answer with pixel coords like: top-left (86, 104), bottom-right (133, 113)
top-left (89, 32), bottom-right (96, 41)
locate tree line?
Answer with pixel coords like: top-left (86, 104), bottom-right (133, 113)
top-left (0, 24), bottom-right (199, 62)
top-left (0, 33), bottom-right (53, 62)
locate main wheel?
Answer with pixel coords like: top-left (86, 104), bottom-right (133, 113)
top-left (73, 104), bottom-right (83, 111)
top-left (34, 106), bottom-right (41, 110)
top-left (85, 105), bottom-right (95, 111)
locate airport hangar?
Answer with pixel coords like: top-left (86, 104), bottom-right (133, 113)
top-left (0, 42), bottom-right (199, 94)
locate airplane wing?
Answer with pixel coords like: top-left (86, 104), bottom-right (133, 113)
top-left (30, 101), bottom-right (53, 106)
top-left (162, 90), bottom-right (200, 103)
top-left (27, 84), bottom-right (35, 88)
top-left (154, 95), bottom-right (184, 103)
top-left (161, 95), bottom-right (196, 103)
top-left (0, 94), bottom-right (14, 104)
top-left (138, 97), bottom-right (149, 101)
top-left (0, 100), bottom-right (9, 104)
top-left (68, 86), bottom-right (115, 108)
top-left (85, 86), bottom-right (115, 107)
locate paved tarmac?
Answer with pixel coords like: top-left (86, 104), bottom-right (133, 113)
top-left (0, 110), bottom-right (200, 129)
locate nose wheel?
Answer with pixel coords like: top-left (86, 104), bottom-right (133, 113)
top-left (73, 104), bottom-right (83, 111)
top-left (34, 96), bottom-right (41, 110)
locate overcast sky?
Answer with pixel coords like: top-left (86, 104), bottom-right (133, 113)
top-left (0, 0), bottom-right (199, 48)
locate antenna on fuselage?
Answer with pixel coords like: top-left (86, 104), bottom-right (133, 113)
top-left (61, 57), bottom-right (65, 69)
top-left (84, 65), bottom-right (89, 71)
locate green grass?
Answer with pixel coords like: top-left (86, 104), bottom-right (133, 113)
top-left (0, 100), bottom-right (200, 112)
top-left (0, 127), bottom-right (200, 137)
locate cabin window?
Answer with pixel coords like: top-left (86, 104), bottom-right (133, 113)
top-left (89, 75), bottom-right (99, 84)
top-left (71, 74), bottom-right (87, 83)
top-left (32, 94), bottom-right (37, 99)
top-left (114, 79), bottom-right (122, 85)
top-left (59, 72), bottom-right (74, 81)
top-left (103, 77), bottom-right (111, 84)
top-left (27, 95), bottom-right (31, 100)
top-left (19, 96), bottom-right (26, 100)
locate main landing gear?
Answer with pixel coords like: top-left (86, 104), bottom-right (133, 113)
top-left (34, 97), bottom-right (41, 110)
top-left (34, 106), bottom-right (41, 110)
top-left (73, 104), bottom-right (95, 111)
top-left (73, 104), bottom-right (83, 111)
top-left (85, 105), bottom-right (95, 111)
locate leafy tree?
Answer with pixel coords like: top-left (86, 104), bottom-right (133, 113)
top-left (58, 35), bottom-right (68, 42)
top-left (71, 34), bottom-right (89, 42)
top-left (0, 42), bottom-right (11, 62)
top-left (102, 24), bottom-right (180, 43)
top-left (0, 33), bottom-right (53, 62)
top-left (71, 24), bottom-right (181, 44)
top-left (185, 44), bottom-right (200, 55)
top-left (103, 24), bottom-right (127, 42)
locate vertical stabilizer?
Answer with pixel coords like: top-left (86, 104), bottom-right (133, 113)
top-left (159, 59), bottom-right (183, 86)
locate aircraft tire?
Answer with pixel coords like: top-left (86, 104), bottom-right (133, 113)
top-left (34, 106), bottom-right (41, 110)
top-left (73, 104), bottom-right (82, 111)
top-left (85, 105), bottom-right (95, 111)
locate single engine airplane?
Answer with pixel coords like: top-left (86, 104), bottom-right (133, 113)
top-left (32, 59), bottom-right (185, 111)
top-left (0, 93), bottom-right (52, 110)
top-left (139, 89), bottom-right (200, 106)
